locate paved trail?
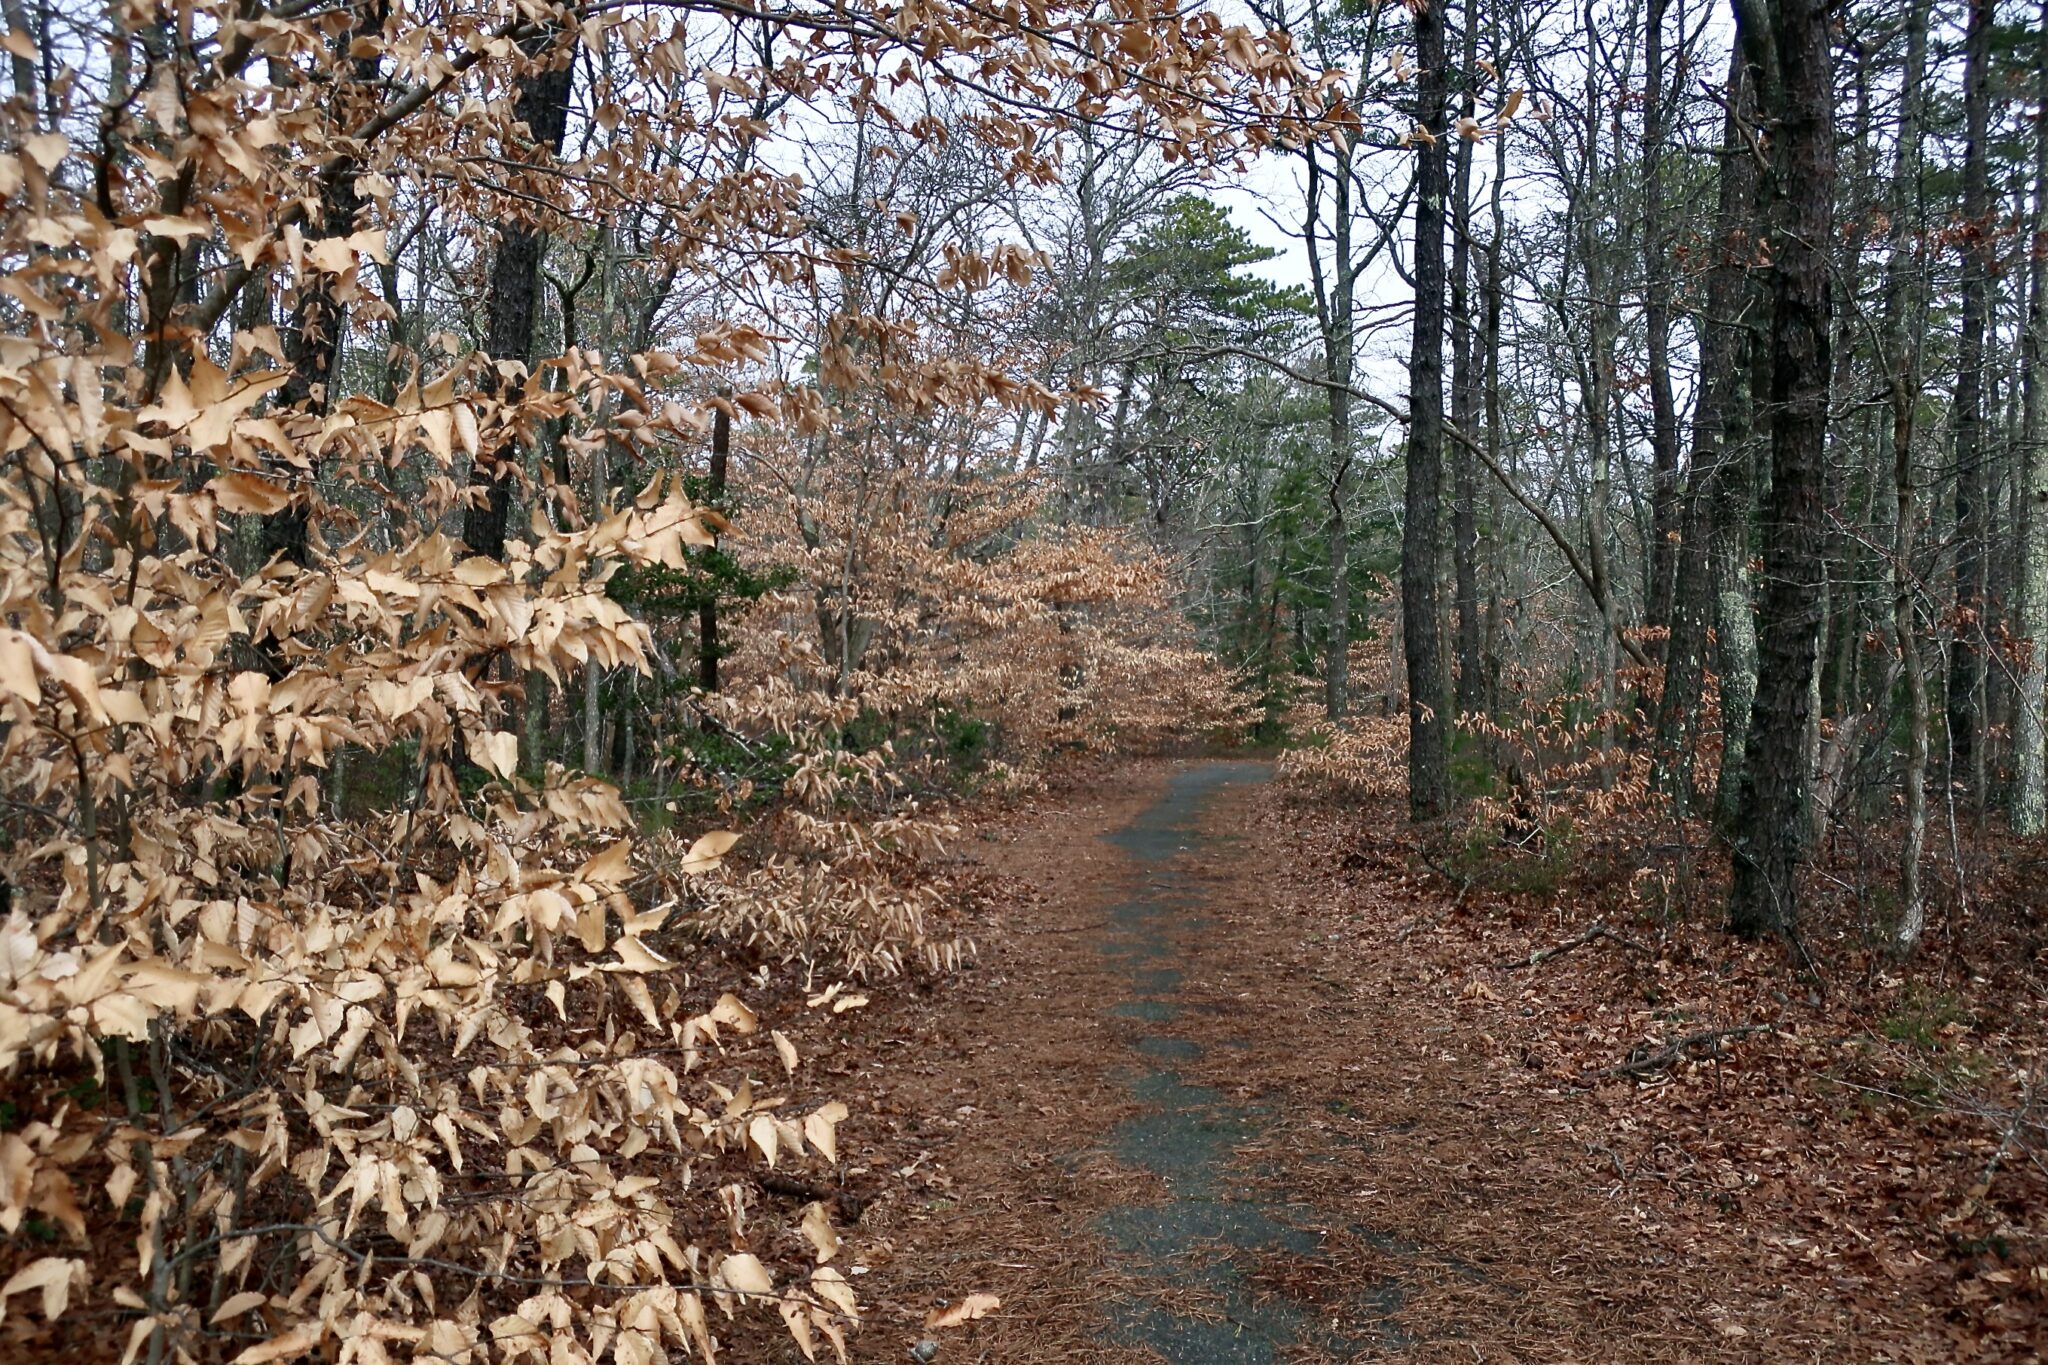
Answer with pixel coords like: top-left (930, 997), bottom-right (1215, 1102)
top-left (859, 759), bottom-right (1741, 1363)
top-left (1092, 761), bottom-right (1365, 1362)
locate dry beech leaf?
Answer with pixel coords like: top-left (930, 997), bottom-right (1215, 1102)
top-left (464, 729), bottom-right (518, 780)
top-left (21, 131), bottom-right (67, 169)
top-left (812, 1266), bottom-right (859, 1319)
top-left (710, 992), bottom-right (759, 1033)
top-left (800, 1201), bottom-right (839, 1262)
top-left (804, 1101), bottom-right (849, 1165)
top-left (772, 1029), bottom-right (799, 1074)
top-left (228, 1321), bottom-right (322, 1364)
top-left (576, 839), bottom-right (634, 885)
top-left (679, 829), bottom-right (741, 874)
top-left (925, 1293), bottom-right (1000, 1330)
top-left (779, 1294), bottom-right (817, 1360)
top-left (453, 555), bottom-right (504, 588)
top-left (0, 1257), bottom-right (82, 1323)
top-left (211, 1290), bottom-right (268, 1324)
top-left (0, 631), bottom-right (39, 705)
top-left (715, 1252), bottom-right (775, 1298)
top-left (610, 936), bottom-right (670, 972)
top-left (748, 1113), bottom-right (779, 1167)
top-left (210, 472), bottom-right (291, 514)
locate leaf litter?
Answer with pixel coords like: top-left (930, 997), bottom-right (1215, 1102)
top-left (786, 755), bottom-right (2045, 1361)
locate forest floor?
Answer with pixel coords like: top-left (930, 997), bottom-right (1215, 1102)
top-left (767, 757), bottom-right (2046, 1363)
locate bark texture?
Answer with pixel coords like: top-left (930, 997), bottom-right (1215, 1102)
top-left (1403, 0), bottom-right (1453, 820)
top-left (1726, 0), bottom-right (1837, 939)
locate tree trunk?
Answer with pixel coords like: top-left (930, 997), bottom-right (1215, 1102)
top-left (1881, 0), bottom-right (1932, 947)
top-left (581, 215), bottom-right (621, 775)
top-left (462, 34), bottom-right (574, 561)
top-left (1726, 0), bottom-right (1837, 939)
top-left (1641, 0), bottom-right (1680, 636)
top-left (1655, 42), bottom-right (1755, 807)
top-left (2018, 0), bottom-right (2048, 835)
top-left (1321, 144), bottom-right (1357, 720)
top-left (1480, 14), bottom-right (1507, 718)
top-left (1450, 1), bottom-right (1483, 717)
top-left (1947, 0), bottom-right (1994, 811)
top-left (1578, 11), bottom-right (1620, 777)
top-left (698, 403), bottom-right (733, 716)
top-left (1403, 0), bottom-right (1453, 820)
top-left (263, 0), bottom-right (385, 568)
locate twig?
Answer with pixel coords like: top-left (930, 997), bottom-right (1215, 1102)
top-left (1981, 1060), bottom-right (2044, 1195)
top-left (1587, 1141), bottom-right (1629, 1184)
top-left (1588, 1023), bottom-right (1776, 1081)
top-left (755, 1170), bottom-right (867, 1224)
top-left (1496, 920), bottom-right (1651, 969)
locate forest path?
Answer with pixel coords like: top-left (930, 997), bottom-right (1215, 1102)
top-left (850, 759), bottom-right (1751, 1364)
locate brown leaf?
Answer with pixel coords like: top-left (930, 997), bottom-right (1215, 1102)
top-left (210, 472), bottom-right (292, 514)
top-left (679, 830), bottom-right (741, 875)
top-left (925, 1293), bottom-right (1000, 1330)
top-left (228, 1322), bottom-right (321, 1364)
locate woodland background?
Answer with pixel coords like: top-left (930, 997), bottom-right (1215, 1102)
top-left (0, 0), bottom-right (2044, 1357)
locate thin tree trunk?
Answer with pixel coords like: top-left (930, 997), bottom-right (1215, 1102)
top-left (1450, 1), bottom-right (1483, 716)
top-left (263, 0), bottom-right (385, 568)
top-left (583, 214), bottom-right (619, 775)
top-left (2018, 0), bottom-right (2048, 835)
top-left (1318, 144), bottom-right (1357, 720)
top-left (1642, 0), bottom-right (1680, 636)
top-left (1948, 0), bottom-right (1994, 811)
top-left (1579, 7), bottom-right (1619, 777)
top-left (1883, 0), bottom-right (1931, 946)
top-left (1481, 27), bottom-right (1507, 718)
top-left (1655, 42), bottom-right (1755, 807)
top-left (699, 403), bottom-right (733, 718)
top-left (1403, 0), bottom-right (1453, 819)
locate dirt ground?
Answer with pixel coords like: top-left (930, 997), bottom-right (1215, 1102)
top-left (786, 758), bottom-right (2038, 1364)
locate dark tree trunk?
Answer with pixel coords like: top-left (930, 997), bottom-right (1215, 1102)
top-left (262, 0), bottom-right (386, 568)
top-left (698, 403), bottom-right (732, 709)
top-left (1404, 0), bottom-right (1452, 820)
top-left (263, 170), bottom-right (363, 569)
top-left (462, 35), bottom-right (575, 561)
top-left (1947, 0), bottom-right (1994, 809)
top-left (1726, 0), bottom-right (1837, 939)
top-left (1450, 1), bottom-right (1482, 718)
top-left (1301, 139), bottom-right (1357, 720)
top-left (1480, 28), bottom-right (1507, 718)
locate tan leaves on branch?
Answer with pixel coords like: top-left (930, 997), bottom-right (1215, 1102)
top-left (0, 0), bottom-right (1319, 1356)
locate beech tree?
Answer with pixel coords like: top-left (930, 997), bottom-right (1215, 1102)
top-left (0, 0), bottom-right (1319, 1357)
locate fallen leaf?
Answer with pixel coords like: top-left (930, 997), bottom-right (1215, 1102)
top-left (926, 1293), bottom-right (1000, 1330)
